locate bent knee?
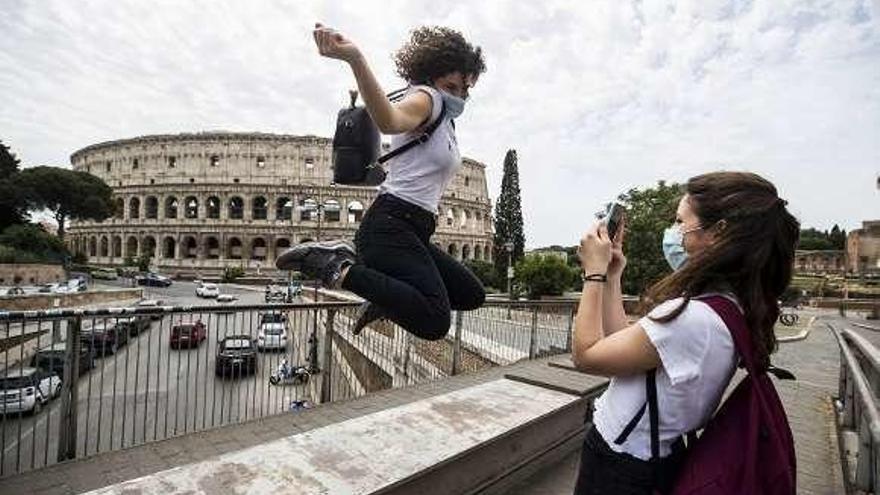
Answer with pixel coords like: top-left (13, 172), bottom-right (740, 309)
top-left (420, 311), bottom-right (451, 341)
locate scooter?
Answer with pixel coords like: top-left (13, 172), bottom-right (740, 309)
top-left (269, 360), bottom-right (311, 386)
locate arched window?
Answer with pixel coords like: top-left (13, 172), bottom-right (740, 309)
top-left (112, 236), bottom-right (122, 258)
top-left (252, 196), bottom-right (268, 220)
top-left (129, 197), bottom-right (141, 219)
top-left (347, 200), bottom-right (364, 223)
top-left (205, 237), bottom-right (220, 259)
top-left (446, 209), bottom-right (454, 227)
top-left (300, 198), bottom-right (317, 221)
top-left (89, 237), bottom-right (97, 257)
top-left (229, 197), bottom-right (244, 219)
top-left (462, 244), bottom-right (471, 260)
top-left (323, 199), bottom-right (340, 222)
top-left (182, 236), bottom-right (197, 259)
top-left (207, 196), bottom-right (221, 219)
top-left (142, 236), bottom-right (156, 258)
top-left (276, 197), bottom-right (292, 220)
top-left (251, 238), bottom-right (267, 260)
top-left (162, 236), bottom-right (176, 259)
top-left (228, 237), bottom-right (242, 259)
top-left (99, 237), bottom-right (109, 257)
top-left (145, 196), bottom-right (158, 219)
top-left (448, 244), bottom-right (458, 258)
top-left (114, 198), bottom-right (124, 219)
top-left (126, 236), bottom-right (138, 258)
top-left (165, 196), bottom-right (178, 219)
top-left (184, 196), bottom-right (198, 219)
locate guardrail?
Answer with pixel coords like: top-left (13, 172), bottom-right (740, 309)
top-left (0, 299), bottom-right (576, 478)
top-left (833, 327), bottom-right (880, 492)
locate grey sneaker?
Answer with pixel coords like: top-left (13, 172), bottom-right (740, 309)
top-left (275, 240), bottom-right (355, 288)
top-left (352, 301), bottom-right (386, 335)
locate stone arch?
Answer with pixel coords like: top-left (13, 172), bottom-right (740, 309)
top-left (460, 210), bottom-right (468, 228)
top-left (227, 237), bottom-right (242, 259)
top-left (162, 236), bottom-right (176, 259)
top-left (445, 208), bottom-right (455, 227)
top-left (448, 243), bottom-right (458, 259)
top-left (126, 236), bottom-right (138, 258)
top-left (99, 236), bottom-right (109, 257)
top-left (205, 236), bottom-right (220, 259)
top-left (112, 236), bottom-right (122, 258)
top-left (181, 236), bottom-right (197, 259)
top-left (462, 244), bottom-right (471, 260)
top-left (165, 196), bottom-right (178, 219)
top-left (323, 198), bottom-right (340, 222)
top-left (251, 237), bottom-right (267, 260)
top-left (114, 198), bottom-right (124, 219)
top-left (206, 196), bottom-right (221, 219)
top-left (474, 245), bottom-right (482, 261)
top-left (275, 197), bottom-right (292, 220)
top-left (483, 245), bottom-right (491, 261)
top-left (89, 237), bottom-right (97, 257)
top-left (184, 196), bottom-right (198, 219)
top-left (141, 236), bottom-right (156, 258)
top-left (252, 196), bottom-right (268, 220)
top-left (145, 196), bottom-right (158, 219)
top-left (129, 197), bottom-right (140, 219)
top-left (229, 197), bottom-right (244, 219)
top-left (275, 238), bottom-right (291, 256)
top-left (347, 200), bottom-right (364, 223)
top-left (300, 197), bottom-right (316, 221)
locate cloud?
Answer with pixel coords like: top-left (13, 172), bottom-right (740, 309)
top-left (1, 0), bottom-right (878, 248)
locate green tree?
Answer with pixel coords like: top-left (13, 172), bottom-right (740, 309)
top-left (17, 166), bottom-right (113, 240)
top-left (0, 140), bottom-right (28, 231)
top-left (829, 224), bottom-right (847, 250)
top-left (493, 149), bottom-right (526, 284)
top-left (515, 255), bottom-right (578, 299)
top-left (0, 224), bottom-right (68, 262)
top-left (464, 259), bottom-right (497, 290)
top-left (619, 181), bottom-right (684, 296)
top-left (797, 228), bottom-right (835, 250)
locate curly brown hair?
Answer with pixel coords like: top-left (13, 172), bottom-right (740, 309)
top-left (393, 26), bottom-right (486, 84)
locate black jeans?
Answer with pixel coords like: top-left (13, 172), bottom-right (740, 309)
top-left (341, 194), bottom-right (486, 340)
top-left (574, 426), bottom-right (683, 495)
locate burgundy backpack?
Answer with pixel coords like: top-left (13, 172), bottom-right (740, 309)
top-left (634, 295), bottom-right (797, 494)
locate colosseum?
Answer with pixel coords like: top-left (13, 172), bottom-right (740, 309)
top-left (67, 132), bottom-right (494, 276)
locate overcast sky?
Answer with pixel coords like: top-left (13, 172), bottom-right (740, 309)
top-left (1, 0), bottom-right (878, 248)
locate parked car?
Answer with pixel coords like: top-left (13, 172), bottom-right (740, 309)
top-left (196, 283), bottom-right (220, 298)
top-left (91, 268), bottom-right (118, 280)
top-left (79, 321), bottom-right (128, 356)
top-left (215, 336), bottom-right (257, 377)
top-left (257, 321), bottom-right (289, 351)
top-left (259, 312), bottom-right (288, 325)
top-left (37, 283), bottom-right (62, 294)
top-left (3, 287), bottom-right (26, 296)
top-left (0, 367), bottom-right (61, 415)
top-left (115, 316), bottom-right (152, 336)
top-left (170, 320), bottom-right (207, 349)
top-left (137, 299), bottom-right (166, 321)
top-left (30, 343), bottom-right (96, 377)
top-left (264, 284), bottom-right (287, 303)
top-left (136, 273), bottom-right (172, 287)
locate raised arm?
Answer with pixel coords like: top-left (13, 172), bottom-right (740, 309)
top-left (313, 23), bottom-right (431, 134)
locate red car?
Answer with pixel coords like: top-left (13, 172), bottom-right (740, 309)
top-left (170, 321), bottom-right (207, 349)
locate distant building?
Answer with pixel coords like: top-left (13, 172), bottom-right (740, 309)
top-left (794, 250), bottom-right (845, 274)
top-left (527, 247), bottom-right (569, 263)
top-left (847, 220), bottom-right (880, 275)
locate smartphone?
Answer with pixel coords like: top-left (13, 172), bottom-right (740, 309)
top-left (605, 201), bottom-right (625, 240)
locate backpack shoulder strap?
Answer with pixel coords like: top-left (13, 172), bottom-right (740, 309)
top-left (613, 369), bottom-right (660, 463)
top-left (377, 97), bottom-right (447, 165)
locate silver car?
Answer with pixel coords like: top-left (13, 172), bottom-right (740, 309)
top-left (0, 367), bottom-right (61, 415)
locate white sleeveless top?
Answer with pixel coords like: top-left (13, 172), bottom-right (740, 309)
top-left (378, 85), bottom-right (461, 215)
top-left (592, 294), bottom-right (739, 460)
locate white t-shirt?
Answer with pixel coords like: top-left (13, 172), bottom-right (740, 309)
top-left (592, 294), bottom-right (739, 460)
top-left (378, 85), bottom-right (461, 214)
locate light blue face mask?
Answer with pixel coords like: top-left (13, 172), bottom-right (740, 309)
top-left (439, 90), bottom-right (466, 119)
top-left (662, 224), bottom-right (702, 271)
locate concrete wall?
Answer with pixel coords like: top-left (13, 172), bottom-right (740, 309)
top-left (0, 263), bottom-right (65, 286)
top-left (0, 288), bottom-right (143, 311)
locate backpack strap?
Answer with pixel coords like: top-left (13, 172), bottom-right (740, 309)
top-left (376, 94), bottom-right (447, 165)
top-left (613, 369), bottom-right (660, 463)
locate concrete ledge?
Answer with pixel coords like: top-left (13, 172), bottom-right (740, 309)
top-left (0, 288), bottom-right (142, 311)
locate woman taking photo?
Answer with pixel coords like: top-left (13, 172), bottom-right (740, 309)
top-left (572, 171), bottom-right (799, 494)
top-left (276, 24), bottom-right (486, 339)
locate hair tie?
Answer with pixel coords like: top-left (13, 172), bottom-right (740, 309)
top-left (777, 198), bottom-right (788, 208)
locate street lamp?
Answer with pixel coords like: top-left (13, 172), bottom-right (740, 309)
top-left (505, 241), bottom-right (515, 299)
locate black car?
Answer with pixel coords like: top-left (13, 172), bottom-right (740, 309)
top-left (30, 343), bottom-right (96, 377)
top-left (79, 321), bottom-right (129, 357)
top-left (115, 316), bottom-right (152, 337)
top-left (215, 335), bottom-right (257, 377)
top-left (137, 273), bottom-right (172, 287)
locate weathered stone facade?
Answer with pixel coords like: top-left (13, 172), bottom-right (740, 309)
top-left (847, 220), bottom-right (880, 274)
top-left (67, 132), bottom-right (493, 276)
top-left (793, 250), bottom-right (845, 275)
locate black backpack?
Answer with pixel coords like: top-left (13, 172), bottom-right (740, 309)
top-left (332, 88), bottom-right (446, 186)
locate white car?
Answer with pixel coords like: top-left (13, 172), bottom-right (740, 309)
top-left (257, 322), bottom-right (289, 351)
top-left (0, 367), bottom-right (61, 415)
top-left (196, 283), bottom-right (220, 298)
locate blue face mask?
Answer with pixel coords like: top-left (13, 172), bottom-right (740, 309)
top-left (662, 224), bottom-right (702, 271)
top-left (439, 90), bottom-right (466, 119)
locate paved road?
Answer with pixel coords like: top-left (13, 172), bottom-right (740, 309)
top-left (0, 281), bottom-right (329, 477)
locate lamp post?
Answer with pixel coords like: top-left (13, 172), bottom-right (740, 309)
top-left (505, 241), bottom-right (515, 299)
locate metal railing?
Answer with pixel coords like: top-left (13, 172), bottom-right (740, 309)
top-left (0, 299), bottom-right (576, 478)
top-left (833, 326), bottom-right (880, 492)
